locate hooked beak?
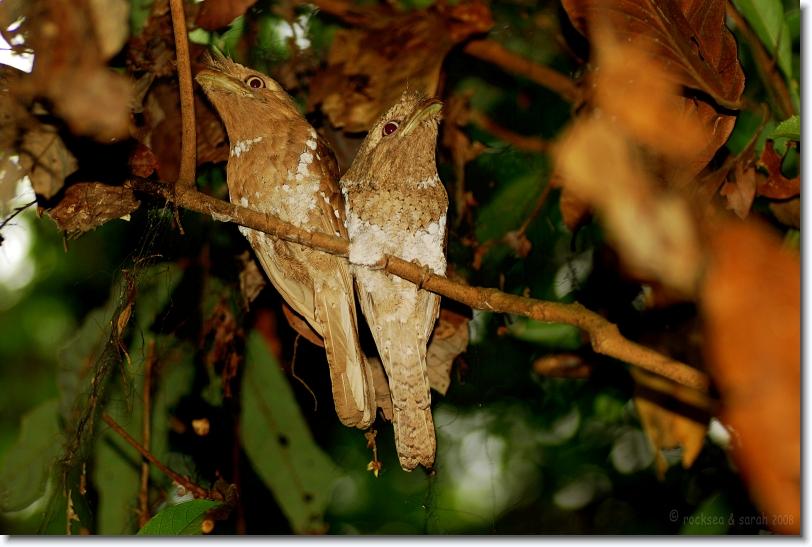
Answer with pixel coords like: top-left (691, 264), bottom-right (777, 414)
top-left (195, 68), bottom-right (249, 97)
top-left (401, 97), bottom-right (443, 136)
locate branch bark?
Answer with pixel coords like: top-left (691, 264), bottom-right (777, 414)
top-left (128, 177), bottom-right (710, 392)
top-left (138, 340), bottom-right (155, 527)
top-left (463, 40), bottom-right (581, 104)
top-left (169, 0), bottom-right (197, 189)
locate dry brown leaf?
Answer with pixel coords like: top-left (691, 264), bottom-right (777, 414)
top-left (590, 29), bottom-right (708, 162)
top-left (701, 220), bottom-right (800, 534)
top-left (0, 153), bottom-right (24, 215)
top-left (769, 199), bottom-right (800, 229)
top-left (554, 117), bottom-right (702, 295)
top-left (635, 396), bottom-right (707, 478)
top-left (502, 230), bottom-right (532, 260)
top-left (426, 308), bottom-right (469, 395)
top-left (756, 140), bottom-right (800, 199)
top-left (0, 70), bottom-right (29, 151)
top-left (720, 161), bottom-right (757, 219)
top-left (195, 0), bottom-right (257, 30)
top-left (46, 182), bottom-right (140, 237)
top-left (562, 0), bottom-right (744, 109)
top-left (128, 143), bottom-right (160, 178)
top-left (238, 251), bottom-right (266, 310)
top-left (281, 302), bottom-right (324, 348)
top-left (195, 92), bottom-right (230, 166)
top-left (367, 356), bottom-right (393, 421)
top-left (127, 0), bottom-right (175, 78)
top-left (21, 0), bottom-right (132, 141)
top-left (87, 0), bottom-right (129, 60)
top-left (133, 80), bottom-right (228, 181)
top-left (308, 1), bottom-right (492, 131)
top-left (632, 369), bottom-right (709, 478)
top-left (562, 0), bottom-right (744, 187)
top-left (19, 125), bottom-right (78, 199)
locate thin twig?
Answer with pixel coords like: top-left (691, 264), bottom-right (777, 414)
top-left (470, 110), bottom-right (549, 154)
top-left (0, 200), bottom-right (36, 232)
top-left (517, 180), bottom-right (552, 235)
top-left (127, 177), bottom-right (710, 392)
top-left (102, 413), bottom-right (213, 500)
top-left (169, 0), bottom-right (197, 189)
top-left (472, 180), bottom-right (551, 270)
top-left (726, 1), bottom-right (795, 119)
top-left (463, 40), bottom-right (581, 104)
top-left (138, 340), bottom-right (156, 527)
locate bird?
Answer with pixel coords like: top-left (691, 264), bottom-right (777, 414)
top-left (340, 91), bottom-right (448, 470)
top-left (196, 52), bottom-right (377, 429)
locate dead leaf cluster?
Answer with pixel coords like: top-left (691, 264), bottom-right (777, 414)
top-left (555, 1), bottom-right (799, 530)
top-left (308, 0), bottom-right (493, 132)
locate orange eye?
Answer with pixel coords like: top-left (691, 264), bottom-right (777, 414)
top-left (382, 121), bottom-right (399, 136)
top-left (246, 76), bottom-right (264, 89)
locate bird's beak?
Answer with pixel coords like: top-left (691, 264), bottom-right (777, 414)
top-left (401, 97), bottom-right (443, 136)
top-left (196, 69), bottom-right (249, 97)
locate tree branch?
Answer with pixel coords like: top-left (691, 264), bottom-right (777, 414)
top-left (102, 413), bottom-right (214, 501)
top-left (169, 0), bottom-right (197, 189)
top-left (463, 40), bottom-right (581, 104)
top-left (138, 340), bottom-right (156, 527)
top-left (470, 109), bottom-right (549, 154)
top-left (128, 177), bottom-right (709, 392)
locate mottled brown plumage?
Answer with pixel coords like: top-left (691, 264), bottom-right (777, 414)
top-left (341, 91), bottom-right (448, 470)
top-left (196, 53), bottom-right (376, 429)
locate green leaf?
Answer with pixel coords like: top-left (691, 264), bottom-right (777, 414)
top-left (732, 0), bottom-right (792, 78)
top-left (504, 317), bottom-right (582, 350)
top-left (93, 265), bottom-right (185, 534)
top-left (240, 331), bottom-right (341, 533)
top-left (130, 0), bottom-right (154, 36)
top-left (0, 399), bottom-right (62, 512)
top-left (132, 264), bottom-right (184, 332)
top-left (474, 151), bottom-right (548, 242)
top-left (770, 115), bottom-right (800, 141)
top-left (137, 500), bottom-right (220, 535)
top-left (680, 493), bottom-right (731, 534)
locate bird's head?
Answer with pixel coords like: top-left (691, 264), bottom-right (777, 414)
top-left (196, 50), bottom-right (303, 141)
top-left (346, 91), bottom-right (443, 186)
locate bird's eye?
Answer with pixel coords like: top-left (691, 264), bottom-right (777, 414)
top-left (382, 121), bottom-right (399, 136)
top-left (246, 76), bottom-right (265, 89)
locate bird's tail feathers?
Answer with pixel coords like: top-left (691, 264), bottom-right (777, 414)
top-left (380, 332), bottom-right (436, 471)
top-left (315, 287), bottom-right (376, 429)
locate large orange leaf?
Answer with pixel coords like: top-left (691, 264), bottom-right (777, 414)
top-left (560, 0), bottom-right (745, 189)
top-left (701, 220), bottom-right (800, 534)
top-left (561, 0), bottom-right (744, 109)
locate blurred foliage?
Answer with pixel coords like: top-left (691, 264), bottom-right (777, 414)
top-left (0, 0), bottom-right (801, 536)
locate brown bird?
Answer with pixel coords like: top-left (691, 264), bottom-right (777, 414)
top-left (340, 92), bottom-right (448, 470)
top-left (196, 53), bottom-right (376, 429)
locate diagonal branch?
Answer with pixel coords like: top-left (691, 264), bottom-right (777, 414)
top-left (463, 40), bottom-right (581, 104)
top-left (129, 177), bottom-right (710, 392)
top-left (102, 413), bottom-right (213, 501)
